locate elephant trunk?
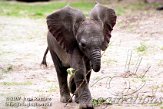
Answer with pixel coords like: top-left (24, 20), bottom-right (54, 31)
top-left (90, 49), bottom-right (101, 72)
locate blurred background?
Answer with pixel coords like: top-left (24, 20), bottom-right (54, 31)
top-left (0, 0), bottom-right (163, 18)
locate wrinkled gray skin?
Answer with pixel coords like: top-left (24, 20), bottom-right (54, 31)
top-left (42, 4), bottom-right (116, 109)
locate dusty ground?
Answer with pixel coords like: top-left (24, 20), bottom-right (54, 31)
top-left (0, 7), bottom-right (163, 109)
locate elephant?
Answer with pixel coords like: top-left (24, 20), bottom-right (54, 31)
top-left (41, 4), bottom-right (116, 109)
top-left (156, 6), bottom-right (163, 10)
top-left (15, 0), bottom-right (50, 2)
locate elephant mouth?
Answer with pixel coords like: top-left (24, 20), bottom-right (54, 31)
top-left (90, 49), bottom-right (101, 72)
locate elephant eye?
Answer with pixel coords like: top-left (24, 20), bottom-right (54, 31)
top-left (80, 42), bottom-right (86, 48)
top-left (79, 39), bottom-right (87, 49)
top-left (79, 42), bottom-right (86, 48)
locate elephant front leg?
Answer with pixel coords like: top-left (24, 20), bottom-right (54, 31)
top-left (50, 50), bottom-right (72, 103)
top-left (75, 78), bottom-right (93, 109)
top-left (70, 49), bottom-right (94, 109)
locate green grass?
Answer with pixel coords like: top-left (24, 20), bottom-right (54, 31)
top-left (0, 81), bottom-right (32, 86)
top-left (115, 6), bottom-right (126, 16)
top-left (92, 97), bottom-right (112, 106)
top-left (0, 1), bottom-right (161, 18)
top-left (0, 1), bottom-right (94, 18)
top-left (136, 42), bottom-right (148, 53)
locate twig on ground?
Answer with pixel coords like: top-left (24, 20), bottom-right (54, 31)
top-left (141, 65), bottom-right (151, 78)
top-left (134, 57), bottom-right (143, 74)
top-left (125, 50), bottom-right (132, 72)
top-left (91, 76), bottom-right (111, 87)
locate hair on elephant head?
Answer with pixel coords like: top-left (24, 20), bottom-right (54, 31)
top-left (46, 4), bottom-right (116, 72)
top-left (42, 4), bottom-right (116, 109)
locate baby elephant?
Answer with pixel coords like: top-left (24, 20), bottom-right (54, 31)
top-left (42, 4), bottom-right (116, 109)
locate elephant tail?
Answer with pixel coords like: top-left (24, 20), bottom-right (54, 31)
top-left (41, 47), bottom-right (49, 67)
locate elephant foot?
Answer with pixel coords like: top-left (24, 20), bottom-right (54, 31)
top-left (79, 103), bottom-right (94, 109)
top-left (60, 94), bottom-right (72, 103)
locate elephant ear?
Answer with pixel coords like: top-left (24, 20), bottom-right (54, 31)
top-left (47, 6), bottom-right (85, 53)
top-left (90, 4), bottom-right (117, 51)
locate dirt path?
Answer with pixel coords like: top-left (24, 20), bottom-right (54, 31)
top-left (0, 9), bottom-right (163, 109)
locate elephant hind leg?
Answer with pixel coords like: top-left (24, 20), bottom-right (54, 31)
top-left (49, 50), bottom-right (72, 103)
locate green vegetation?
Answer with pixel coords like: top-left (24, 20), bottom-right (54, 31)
top-left (115, 6), bottom-right (126, 16)
top-left (92, 97), bottom-right (112, 106)
top-left (0, 81), bottom-right (32, 86)
top-left (67, 68), bottom-right (76, 76)
top-left (136, 42), bottom-right (148, 53)
top-left (0, 1), bottom-right (160, 18)
top-left (0, 1), bottom-right (94, 18)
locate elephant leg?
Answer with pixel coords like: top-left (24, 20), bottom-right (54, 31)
top-left (74, 73), bottom-right (93, 109)
top-left (49, 50), bottom-right (72, 103)
top-left (70, 49), bottom-right (93, 109)
top-left (74, 57), bottom-right (92, 103)
top-left (69, 58), bottom-right (91, 103)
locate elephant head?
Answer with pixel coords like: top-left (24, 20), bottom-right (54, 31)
top-left (46, 4), bottom-right (117, 72)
